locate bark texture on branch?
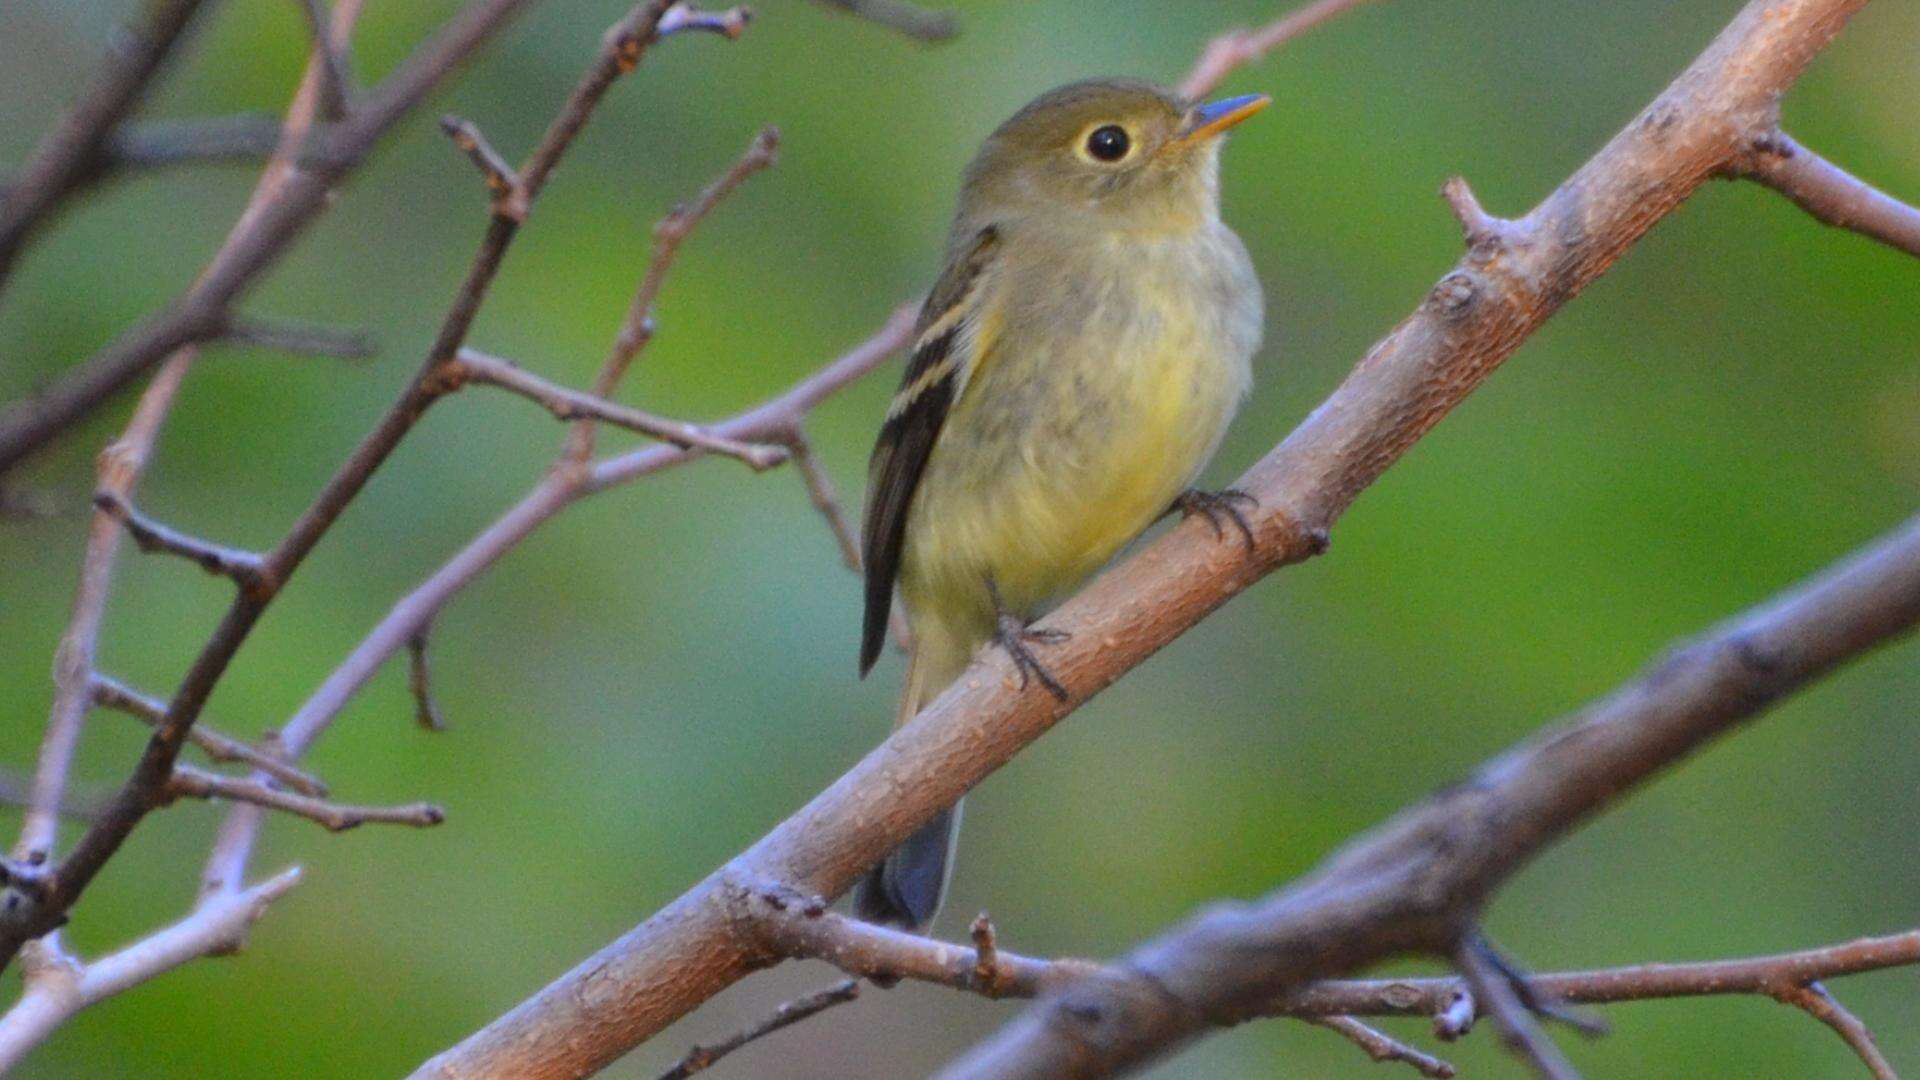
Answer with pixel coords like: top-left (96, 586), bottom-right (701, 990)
top-left (945, 512), bottom-right (1920, 1075)
top-left (415, 1), bottom-right (1890, 1077)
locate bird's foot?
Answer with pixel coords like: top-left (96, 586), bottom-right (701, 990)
top-left (993, 613), bottom-right (1070, 702)
top-left (1459, 935), bottom-right (1610, 1041)
top-left (1171, 488), bottom-right (1258, 551)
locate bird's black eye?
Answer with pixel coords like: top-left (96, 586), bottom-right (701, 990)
top-left (1085, 124), bottom-right (1131, 162)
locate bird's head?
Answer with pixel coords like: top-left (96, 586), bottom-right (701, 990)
top-left (958, 78), bottom-right (1269, 236)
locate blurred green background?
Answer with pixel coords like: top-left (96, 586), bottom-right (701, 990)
top-left (1, 1), bottom-right (1917, 1076)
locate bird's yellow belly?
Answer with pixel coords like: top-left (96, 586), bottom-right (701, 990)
top-left (899, 304), bottom-right (1246, 645)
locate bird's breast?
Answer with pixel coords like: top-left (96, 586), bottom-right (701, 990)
top-left (901, 224), bottom-right (1263, 635)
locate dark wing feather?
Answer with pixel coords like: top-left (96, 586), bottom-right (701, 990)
top-left (859, 226), bottom-right (999, 675)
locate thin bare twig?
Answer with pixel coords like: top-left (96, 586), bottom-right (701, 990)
top-left (804, 0), bottom-right (957, 42)
top-left (656, 980), bottom-right (861, 1080)
top-left (0, 0), bottom-right (212, 294)
top-left (103, 115), bottom-right (287, 172)
top-left (656, 3), bottom-right (754, 39)
top-left (1179, 0), bottom-right (1381, 99)
top-left (566, 125), bottom-right (780, 462)
top-left (0, 0), bottom-right (556, 477)
top-left (294, 0), bottom-right (355, 119)
top-left (439, 115), bottom-right (527, 221)
top-left (166, 766), bottom-right (443, 833)
top-left (1771, 982), bottom-right (1897, 1080)
top-left (0, 868), bottom-right (302, 1074)
top-left (1733, 131), bottom-right (1920, 258)
top-left (741, 879), bottom-right (1920, 1079)
top-left (407, 629), bottom-right (448, 732)
top-left (782, 427), bottom-right (860, 573)
top-left (89, 675), bottom-right (328, 797)
top-left (203, 309), bottom-right (913, 898)
top-left (452, 348), bottom-right (787, 468)
top-left (0, 2), bottom-right (370, 1065)
top-left (186, 0), bottom-right (766, 927)
top-left (0, 0), bottom-right (745, 974)
top-left (1307, 1016), bottom-right (1456, 1079)
top-left (92, 492), bottom-right (265, 587)
top-left (223, 314), bottom-right (377, 360)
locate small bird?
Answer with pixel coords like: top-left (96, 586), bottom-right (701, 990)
top-left (856, 78), bottom-right (1269, 930)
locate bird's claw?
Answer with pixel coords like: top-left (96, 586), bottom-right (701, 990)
top-left (994, 614), bottom-right (1070, 702)
top-left (1173, 488), bottom-right (1259, 552)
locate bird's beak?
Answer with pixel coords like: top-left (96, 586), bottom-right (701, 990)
top-left (1175, 93), bottom-right (1272, 145)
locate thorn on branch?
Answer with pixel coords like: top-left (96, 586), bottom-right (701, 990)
top-left (1770, 981), bottom-right (1897, 1080)
top-left (969, 912), bottom-right (1012, 996)
top-left (222, 313), bottom-right (376, 361)
top-left (657, 979), bottom-right (860, 1080)
top-left (804, 0), bottom-right (958, 42)
top-left (407, 627), bottom-right (447, 732)
top-left (90, 674), bottom-right (329, 797)
top-left (1440, 175), bottom-right (1517, 254)
top-left (440, 115), bottom-right (528, 221)
top-left (1308, 1016), bottom-right (1457, 1079)
top-left (166, 765), bottom-right (443, 832)
top-left (93, 491), bottom-right (265, 588)
top-left (656, 3), bottom-right (754, 40)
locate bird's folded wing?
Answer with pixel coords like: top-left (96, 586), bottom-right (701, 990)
top-left (859, 225), bottom-right (1001, 675)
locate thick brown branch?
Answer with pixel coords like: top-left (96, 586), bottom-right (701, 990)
top-left (1733, 131), bottom-right (1920, 257)
top-left (89, 675), bottom-right (328, 797)
top-left (417, 4), bottom-right (1886, 1076)
top-left (0, 0), bottom-right (211, 293)
top-left (166, 766), bottom-right (443, 833)
top-left (945, 511), bottom-right (1920, 1076)
top-left (805, 0), bottom-right (957, 41)
top-left (656, 980), bottom-right (860, 1080)
top-left (1179, 0), bottom-right (1380, 100)
top-left (452, 348), bottom-right (787, 468)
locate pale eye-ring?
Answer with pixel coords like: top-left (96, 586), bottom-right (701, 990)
top-left (1084, 124), bottom-right (1131, 162)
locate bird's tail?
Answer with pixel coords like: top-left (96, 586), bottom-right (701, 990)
top-left (854, 626), bottom-right (972, 930)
